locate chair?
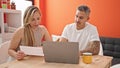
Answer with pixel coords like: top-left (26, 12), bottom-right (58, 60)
top-left (0, 41), bottom-right (10, 64)
top-left (100, 37), bottom-right (120, 65)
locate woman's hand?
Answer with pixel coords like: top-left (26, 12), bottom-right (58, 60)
top-left (15, 51), bottom-right (26, 60)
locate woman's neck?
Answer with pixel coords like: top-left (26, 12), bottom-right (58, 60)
top-left (31, 26), bottom-right (39, 31)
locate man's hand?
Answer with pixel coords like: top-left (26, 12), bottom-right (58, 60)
top-left (59, 37), bottom-right (68, 42)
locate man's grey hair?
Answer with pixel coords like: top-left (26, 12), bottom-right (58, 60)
top-left (77, 5), bottom-right (91, 16)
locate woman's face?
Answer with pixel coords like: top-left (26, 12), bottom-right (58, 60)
top-left (29, 11), bottom-right (41, 29)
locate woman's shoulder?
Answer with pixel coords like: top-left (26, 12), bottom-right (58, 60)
top-left (14, 27), bottom-right (24, 34)
top-left (12, 27), bottom-right (24, 38)
top-left (37, 25), bottom-right (48, 34)
top-left (38, 25), bottom-right (47, 30)
top-left (39, 25), bottom-right (46, 28)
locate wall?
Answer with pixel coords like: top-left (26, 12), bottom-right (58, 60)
top-left (39, 0), bottom-right (46, 25)
top-left (39, 0), bottom-right (120, 38)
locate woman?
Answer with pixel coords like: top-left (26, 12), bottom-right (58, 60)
top-left (8, 6), bottom-right (51, 60)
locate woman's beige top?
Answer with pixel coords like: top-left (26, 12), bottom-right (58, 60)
top-left (8, 26), bottom-right (48, 61)
top-left (20, 25), bottom-right (47, 47)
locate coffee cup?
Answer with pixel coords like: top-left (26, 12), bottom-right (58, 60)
top-left (82, 52), bottom-right (92, 64)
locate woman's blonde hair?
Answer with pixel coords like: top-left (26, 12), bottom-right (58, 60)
top-left (23, 6), bottom-right (41, 46)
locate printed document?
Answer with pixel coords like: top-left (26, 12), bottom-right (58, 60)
top-left (20, 46), bottom-right (44, 56)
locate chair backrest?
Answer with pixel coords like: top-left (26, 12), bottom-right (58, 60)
top-left (100, 37), bottom-right (120, 58)
top-left (0, 41), bottom-right (10, 64)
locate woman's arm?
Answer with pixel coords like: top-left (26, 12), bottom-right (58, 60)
top-left (43, 26), bottom-right (52, 41)
top-left (8, 28), bottom-right (25, 60)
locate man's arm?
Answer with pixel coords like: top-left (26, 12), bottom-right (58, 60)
top-left (80, 41), bottom-right (100, 55)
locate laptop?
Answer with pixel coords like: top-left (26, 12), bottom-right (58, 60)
top-left (42, 41), bottom-right (79, 64)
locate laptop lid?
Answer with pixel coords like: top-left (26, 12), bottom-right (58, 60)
top-left (43, 41), bottom-right (79, 64)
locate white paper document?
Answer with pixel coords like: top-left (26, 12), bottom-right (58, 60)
top-left (20, 46), bottom-right (44, 56)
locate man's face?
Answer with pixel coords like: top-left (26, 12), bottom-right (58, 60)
top-left (75, 10), bottom-right (89, 25)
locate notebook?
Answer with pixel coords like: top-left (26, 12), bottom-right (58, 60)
top-left (42, 41), bottom-right (79, 64)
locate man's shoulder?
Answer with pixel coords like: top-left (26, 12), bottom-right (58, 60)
top-left (86, 22), bottom-right (97, 29)
top-left (65, 23), bottom-right (75, 28)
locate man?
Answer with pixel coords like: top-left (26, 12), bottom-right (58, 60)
top-left (59, 5), bottom-right (103, 55)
